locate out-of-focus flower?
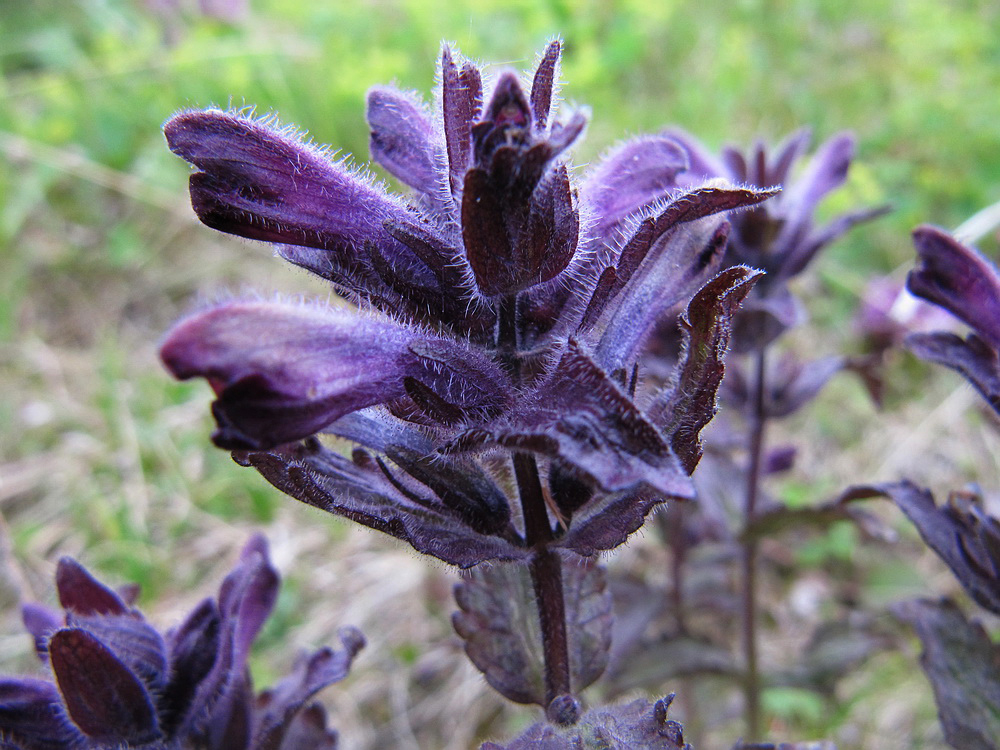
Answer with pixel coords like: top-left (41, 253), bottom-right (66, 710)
top-left (906, 224), bottom-right (1000, 414)
top-left (0, 535), bottom-right (363, 750)
top-left (160, 42), bottom-right (773, 568)
top-left (665, 128), bottom-right (887, 349)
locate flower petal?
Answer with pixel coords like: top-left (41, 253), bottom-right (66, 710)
top-left (366, 86), bottom-right (441, 192)
top-left (907, 225), bottom-right (1000, 350)
top-left (160, 301), bottom-right (510, 449)
top-left (578, 136), bottom-right (688, 248)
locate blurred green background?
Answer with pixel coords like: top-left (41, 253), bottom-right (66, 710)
top-left (1, 1), bottom-right (998, 748)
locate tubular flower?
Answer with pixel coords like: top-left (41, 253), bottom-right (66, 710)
top-left (0, 535), bottom-right (363, 750)
top-left (906, 224), bottom-right (1000, 414)
top-left (161, 42), bottom-right (774, 568)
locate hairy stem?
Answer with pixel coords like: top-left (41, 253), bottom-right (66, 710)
top-left (514, 451), bottom-right (571, 711)
top-left (500, 293), bottom-right (573, 715)
top-left (741, 346), bottom-right (768, 740)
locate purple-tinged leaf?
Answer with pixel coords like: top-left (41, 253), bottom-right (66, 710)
top-left (866, 482), bottom-right (1000, 614)
top-left (907, 331), bottom-right (1000, 414)
top-left (447, 341), bottom-right (694, 500)
top-left (164, 110), bottom-right (419, 267)
top-left (49, 628), bottom-right (160, 745)
top-left (252, 627), bottom-right (364, 750)
top-left (366, 86), bottom-right (440, 192)
top-left (556, 487), bottom-right (668, 557)
top-left (238, 442), bottom-right (529, 568)
top-left (383, 216), bottom-right (470, 293)
top-left (741, 493), bottom-right (892, 544)
top-left (530, 40), bottom-right (560, 129)
top-left (520, 164), bottom-right (579, 288)
top-left (766, 127), bottom-right (812, 186)
top-left (482, 696), bottom-right (692, 750)
top-left (55, 557), bottom-right (130, 616)
top-left (453, 552), bottom-right (611, 706)
top-left (651, 266), bottom-right (762, 472)
top-left (441, 46), bottom-right (481, 196)
top-left (462, 168), bottom-right (515, 296)
top-left (730, 285), bottom-right (805, 353)
top-left (386, 445), bottom-right (512, 536)
top-left (160, 301), bottom-right (510, 449)
top-left (893, 598), bottom-right (1000, 750)
top-left (907, 225), bottom-right (1000, 350)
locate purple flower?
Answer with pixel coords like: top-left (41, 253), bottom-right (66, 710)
top-left (0, 536), bottom-right (363, 750)
top-left (161, 42), bottom-right (773, 567)
top-left (665, 127), bottom-right (887, 348)
top-left (906, 225), bottom-right (1000, 414)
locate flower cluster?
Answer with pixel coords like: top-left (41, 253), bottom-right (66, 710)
top-left (0, 536), bottom-right (362, 750)
top-left (160, 41), bottom-right (774, 568)
top-left (664, 127), bottom-right (887, 349)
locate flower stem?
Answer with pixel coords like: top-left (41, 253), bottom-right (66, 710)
top-left (499, 292), bottom-right (574, 717)
top-left (741, 345), bottom-right (768, 740)
top-left (513, 450), bottom-right (572, 714)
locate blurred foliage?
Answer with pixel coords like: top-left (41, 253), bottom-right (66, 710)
top-left (1, 1), bottom-right (997, 747)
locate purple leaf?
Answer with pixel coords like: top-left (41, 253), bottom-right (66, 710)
top-left (482, 696), bottom-right (691, 750)
top-left (907, 225), bottom-right (1000, 350)
top-left (238, 442), bottom-right (529, 568)
top-left (20, 603), bottom-right (61, 661)
top-left (366, 86), bottom-right (440, 192)
top-left (160, 301), bottom-right (510, 449)
top-left (907, 331), bottom-right (1000, 415)
top-left (651, 266), bottom-right (763, 472)
top-left (453, 552), bottom-right (611, 706)
top-left (868, 482), bottom-right (1000, 614)
top-left (161, 598), bottom-right (221, 732)
top-left (893, 598), bottom-right (1000, 750)
top-left (49, 628), bottom-right (160, 745)
top-left (218, 534), bottom-right (280, 666)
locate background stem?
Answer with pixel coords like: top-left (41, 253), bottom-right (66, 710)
top-left (741, 346), bottom-right (768, 740)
